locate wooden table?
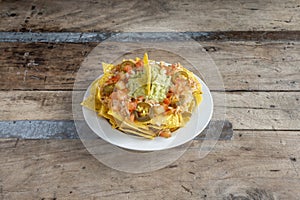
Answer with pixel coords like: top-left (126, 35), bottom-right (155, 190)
top-left (1, 1), bottom-right (299, 199)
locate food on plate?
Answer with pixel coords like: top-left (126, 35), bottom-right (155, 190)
top-left (81, 53), bottom-right (202, 139)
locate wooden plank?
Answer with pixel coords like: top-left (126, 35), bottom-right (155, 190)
top-left (0, 91), bottom-right (72, 121)
top-left (0, 91), bottom-right (299, 130)
top-left (220, 92), bottom-right (300, 130)
top-left (0, 42), bottom-right (95, 90)
top-left (0, 131), bottom-right (299, 199)
top-left (1, 41), bottom-right (299, 91)
top-left (0, 0), bottom-right (300, 32)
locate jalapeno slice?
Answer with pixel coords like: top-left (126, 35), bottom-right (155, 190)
top-left (101, 83), bottom-right (115, 96)
top-left (134, 102), bottom-right (151, 122)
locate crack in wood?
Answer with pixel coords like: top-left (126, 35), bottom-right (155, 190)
top-left (101, 191), bottom-right (130, 197)
top-left (269, 169), bottom-right (280, 172)
top-left (181, 185), bottom-right (193, 195)
top-left (14, 138), bottom-right (19, 148)
top-left (167, 164), bottom-right (178, 168)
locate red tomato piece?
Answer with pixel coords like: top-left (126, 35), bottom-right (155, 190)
top-left (163, 98), bottom-right (170, 105)
top-left (128, 101), bottom-right (137, 112)
top-left (136, 60), bottom-right (143, 68)
top-left (124, 65), bottom-right (132, 72)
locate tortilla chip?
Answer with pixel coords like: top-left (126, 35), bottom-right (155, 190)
top-left (192, 91), bottom-right (202, 106)
top-left (81, 96), bottom-right (97, 111)
top-left (102, 62), bottom-right (115, 74)
top-left (119, 128), bottom-right (155, 139)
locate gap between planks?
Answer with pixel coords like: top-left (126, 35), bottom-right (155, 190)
top-left (0, 120), bottom-right (233, 140)
top-left (0, 31), bottom-right (300, 43)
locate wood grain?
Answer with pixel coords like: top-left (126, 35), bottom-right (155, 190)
top-left (0, 42), bottom-right (95, 90)
top-left (1, 91), bottom-right (299, 130)
top-left (1, 41), bottom-right (299, 91)
top-left (1, 0), bottom-right (300, 32)
top-left (1, 131), bottom-right (299, 199)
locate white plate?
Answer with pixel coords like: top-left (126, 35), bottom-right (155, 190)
top-left (82, 75), bottom-right (213, 151)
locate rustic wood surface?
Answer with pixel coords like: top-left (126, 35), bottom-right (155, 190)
top-left (1, 131), bottom-right (300, 199)
top-left (1, 0), bottom-right (300, 199)
top-left (1, 0), bottom-right (300, 32)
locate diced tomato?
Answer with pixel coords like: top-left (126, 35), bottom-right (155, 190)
top-left (111, 74), bottom-right (120, 82)
top-left (128, 101), bottom-right (137, 112)
top-left (123, 65), bottom-right (132, 73)
top-left (136, 60), bottom-right (143, 68)
top-left (107, 74), bottom-right (120, 84)
top-left (163, 98), bottom-right (170, 105)
top-left (163, 103), bottom-right (169, 111)
top-left (159, 130), bottom-right (171, 138)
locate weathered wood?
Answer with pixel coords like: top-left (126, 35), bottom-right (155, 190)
top-left (0, 91), bottom-right (299, 130)
top-left (0, 91), bottom-right (72, 120)
top-left (0, 42), bottom-right (95, 90)
top-left (1, 1), bottom-right (299, 199)
top-left (0, 0), bottom-right (300, 32)
top-left (0, 131), bottom-right (299, 199)
top-left (1, 41), bottom-right (299, 91)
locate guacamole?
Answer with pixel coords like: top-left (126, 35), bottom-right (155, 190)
top-left (127, 62), bottom-right (172, 102)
